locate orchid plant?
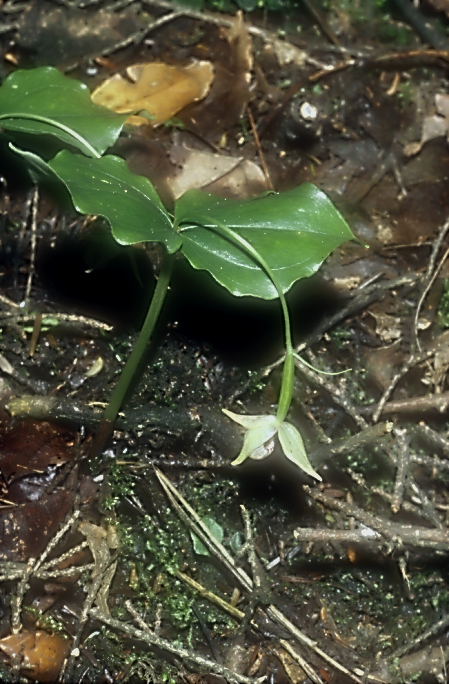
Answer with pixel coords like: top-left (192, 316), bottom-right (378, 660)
top-left (0, 66), bottom-right (354, 476)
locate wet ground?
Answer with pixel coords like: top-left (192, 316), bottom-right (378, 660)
top-left (1, 0), bottom-right (449, 682)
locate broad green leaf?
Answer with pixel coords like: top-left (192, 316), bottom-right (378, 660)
top-left (190, 516), bottom-right (224, 556)
top-left (0, 67), bottom-right (127, 157)
top-left (174, 184), bottom-right (354, 299)
top-left (48, 151), bottom-right (182, 253)
top-left (278, 422), bottom-right (321, 480)
top-left (9, 143), bottom-right (60, 185)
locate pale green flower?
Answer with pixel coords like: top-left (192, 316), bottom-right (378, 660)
top-left (223, 409), bottom-right (321, 480)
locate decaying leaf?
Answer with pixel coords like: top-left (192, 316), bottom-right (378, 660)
top-left (0, 472), bottom-right (77, 562)
top-left (168, 140), bottom-right (269, 200)
top-left (0, 420), bottom-right (73, 484)
top-left (404, 93), bottom-right (449, 156)
top-left (0, 421), bottom-right (77, 562)
top-left (369, 311), bottom-right (402, 343)
top-left (91, 61), bottom-right (214, 126)
top-left (0, 630), bottom-right (70, 683)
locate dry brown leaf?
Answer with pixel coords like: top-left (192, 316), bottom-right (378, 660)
top-left (167, 139), bottom-right (269, 200)
top-left (91, 61), bottom-right (214, 126)
top-left (404, 92), bottom-right (449, 156)
top-left (0, 631), bottom-right (70, 683)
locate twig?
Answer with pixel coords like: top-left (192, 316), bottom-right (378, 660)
top-left (398, 556), bottom-right (414, 601)
top-left (294, 355), bottom-right (368, 429)
top-left (176, 570), bottom-right (244, 620)
top-left (0, 293), bottom-right (20, 309)
top-left (24, 185), bottom-right (39, 304)
top-left (410, 452), bottom-right (449, 472)
top-left (0, 310), bottom-right (113, 331)
top-left (28, 312), bottom-right (42, 357)
top-left (391, 428), bottom-right (410, 513)
top-left (375, 388), bottom-right (449, 416)
top-left (372, 348), bottom-right (435, 422)
top-left (348, 466), bottom-right (449, 527)
top-left (296, 273), bottom-right (420, 356)
top-left (413, 423), bottom-right (449, 454)
top-left (278, 639), bottom-right (325, 684)
top-left (155, 469), bottom-right (364, 684)
top-left (9, 509), bottom-right (80, 633)
top-left (386, 613), bottom-right (449, 662)
top-left (294, 527), bottom-right (382, 544)
top-left (247, 106), bottom-right (273, 191)
top-left (309, 422), bottom-right (392, 469)
top-left (305, 487), bottom-right (449, 550)
top-left (407, 478), bottom-right (443, 529)
top-left (413, 217), bottom-right (449, 352)
top-left (92, 606), bottom-right (263, 684)
top-left (100, 10), bottom-right (184, 57)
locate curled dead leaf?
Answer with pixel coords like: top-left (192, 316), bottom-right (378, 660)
top-left (91, 61), bottom-right (214, 126)
top-left (0, 631), bottom-right (70, 683)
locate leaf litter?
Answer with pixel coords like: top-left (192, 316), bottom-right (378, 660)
top-left (3, 1), bottom-right (449, 683)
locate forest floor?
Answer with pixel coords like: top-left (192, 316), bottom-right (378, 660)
top-left (2, 1), bottom-right (449, 683)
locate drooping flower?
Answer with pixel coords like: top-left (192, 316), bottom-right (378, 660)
top-left (223, 409), bottom-right (321, 480)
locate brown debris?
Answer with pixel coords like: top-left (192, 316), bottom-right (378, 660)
top-left (0, 630), bottom-right (70, 683)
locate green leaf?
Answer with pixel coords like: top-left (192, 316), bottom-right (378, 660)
top-left (9, 143), bottom-right (60, 185)
top-left (278, 422), bottom-right (321, 480)
top-left (48, 150), bottom-right (182, 253)
top-left (174, 184), bottom-right (354, 299)
top-left (0, 67), bottom-right (127, 157)
top-left (190, 516), bottom-right (224, 556)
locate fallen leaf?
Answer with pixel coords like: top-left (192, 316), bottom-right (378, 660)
top-left (0, 421), bottom-right (73, 485)
top-left (404, 93), bottom-right (449, 156)
top-left (0, 472), bottom-right (77, 562)
top-left (168, 141), bottom-right (243, 199)
top-left (167, 136), bottom-right (269, 200)
top-left (91, 61), bottom-right (214, 126)
top-left (0, 631), bottom-right (70, 683)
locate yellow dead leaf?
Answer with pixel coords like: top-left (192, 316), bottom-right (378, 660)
top-left (91, 61), bottom-right (214, 126)
top-left (0, 631), bottom-right (70, 683)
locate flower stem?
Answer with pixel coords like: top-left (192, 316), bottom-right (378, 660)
top-left (103, 251), bottom-right (175, 424)
top-left (198, 219), bottom-right (295, 420)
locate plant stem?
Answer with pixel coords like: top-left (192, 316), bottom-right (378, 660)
top-left (102, 251), bottom-right (175, 424)
top-left (196, 219), bottom-right (295, 420)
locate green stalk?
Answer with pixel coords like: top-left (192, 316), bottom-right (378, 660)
top-left (103, 251), bottom-right (175, 424)
top-left (191, 219), bottom-right (295, 422)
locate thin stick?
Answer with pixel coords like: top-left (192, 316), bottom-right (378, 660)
top-left (279, 639), bottom-right (325, 684)
top-left (156, 469), bottom-right (364, 683)
top-left (413, 217), bottom-right (449, 352)
top-left (24, 185), bottom-right (39, 303)
top-left (29, 312), bottom-right (42, 357)
top-left (247, 106), bottom-right (274, 191)
top-left (372, 348), bottom-right (435, 422)
top-left (391, 428), bottom-right (410, 513)
top-left (93, 606), bottom-right (263, 684)
top-left (0, 310), bottom-right (112, 331)
top-left (294, 355), bottom-right (368, 429)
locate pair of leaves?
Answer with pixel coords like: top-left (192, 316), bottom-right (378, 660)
top-left (0, 67), bottom-right (353, 300)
